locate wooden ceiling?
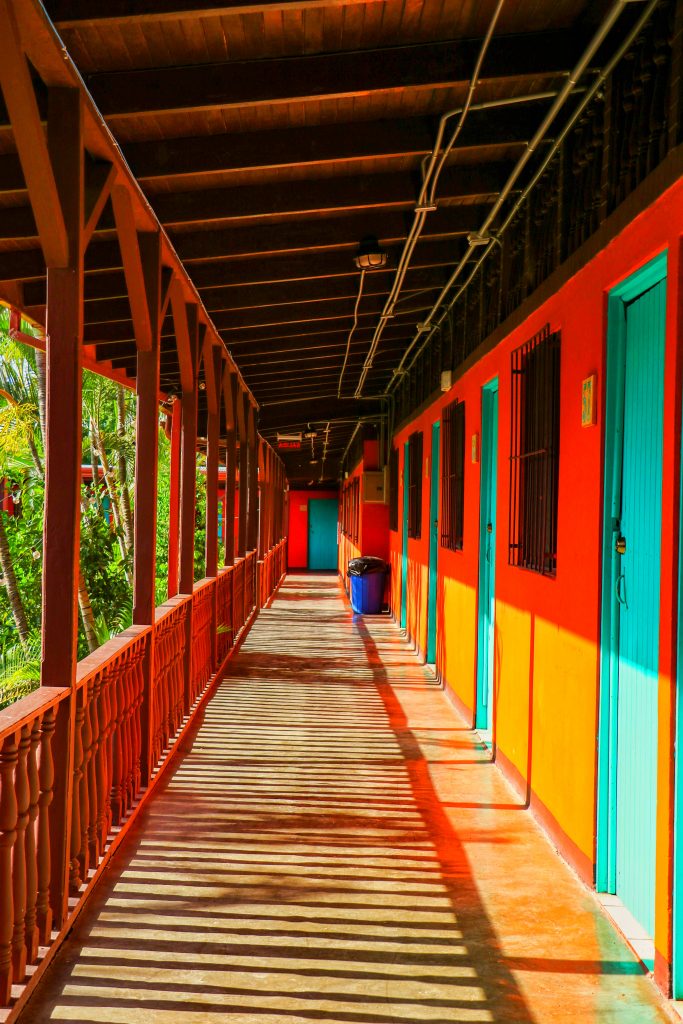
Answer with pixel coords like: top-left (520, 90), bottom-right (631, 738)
top-left (1, 0), bottom-right (639, 483)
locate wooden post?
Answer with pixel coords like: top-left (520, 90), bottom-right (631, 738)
top-left (223, 371), bottom-right (238, 567)
top-left (237, 392), bottom-right (249, 558)
top-left (247, 404), bottom-right (259, 553)
top-left (258, 439), bottom-right (267, 560)
top-left (133, 231), bottom-right (161, 787)
top-left (167, 400), bottom-right (181, 598)
top-left (179, 307), bottom-right (199, 595)
top-left (178, 306), bottom-right (198, 715)
top-left (41, 88), bottom-right (84, 931)
top-left (205, 348), bottom-right (222, 579)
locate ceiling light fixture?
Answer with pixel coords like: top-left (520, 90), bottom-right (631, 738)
top-left (354, 236), bottom-right (388, 271)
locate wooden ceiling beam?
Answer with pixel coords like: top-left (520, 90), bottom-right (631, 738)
top-left (0, 160), bottom-right (510, 242)
top-left (22, 238), bottom-right (464, 302)
top-left (172, 204), bottom-right (489, 264)
top-left (48, 0), bottom-right (382, 27)
top-left (124, 108), bottom-right (545, 186)
top-left (145, 164), bottom-right (512, 228)
top-left (82, 269), bottom-right (446, 325)
top-left (84, 32), bottom-right (589, 119)
top-left (1, 205), bottom-right (476, 282)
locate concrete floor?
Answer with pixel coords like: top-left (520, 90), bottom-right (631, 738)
top-left (23, 574), bottom-right (673, 1023)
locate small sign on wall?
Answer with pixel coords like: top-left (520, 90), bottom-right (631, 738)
top-left (581, 374), bottom-right (597, 427)
top-left (471, 433), bottom-right (480, 463)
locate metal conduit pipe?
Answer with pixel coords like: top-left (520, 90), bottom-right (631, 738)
top-left (354, 0), bottom-right (507, 398)
top-left (353, 81), bottom-right (589, 397)
top-left (398, 0), bottom-right (661, 384)
top-left (385, 0), bottom-right (657, 393)
top-left (338, 268), bottom-right (366, 398)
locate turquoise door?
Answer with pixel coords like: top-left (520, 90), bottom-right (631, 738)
top-left (598, 253), bottom-right (666, 953)
top-left (426, 422), bottom-right (440, 663)
top-left (308, 498), bottom-right (338, 570)
top-left (401, 441), bottom-right (409, 629)
top-left (476, 379), bottom-right (498, 732)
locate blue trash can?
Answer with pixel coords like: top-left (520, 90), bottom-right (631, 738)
top-left (348, 557), bottom-right (386, 614)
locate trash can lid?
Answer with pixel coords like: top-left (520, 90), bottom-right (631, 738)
top-left (348, 556), bottom-right (387, 576)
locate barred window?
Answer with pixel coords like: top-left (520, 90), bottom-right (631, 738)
top-left (407, 431), bottom-right (423, 539)
top-left (389, 447), bottom-right (399, 532)
top-left (351, 477), bottom-right (360, 543)
top-left (441, 399), bottom-right (465, 550)
top-left (509, 325), bottom-right (561, 575)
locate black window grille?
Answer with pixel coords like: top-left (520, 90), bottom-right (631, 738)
top-left (441, 399), bottom-right (465, 551)
top-left (407, 431), bottom-right (423, 539)
top-left (389, 447), bottom-right (399, 532)
top-left (509, 324), bottom-right (561, 575)
top-left (352, 477), bottom-right (360, 543)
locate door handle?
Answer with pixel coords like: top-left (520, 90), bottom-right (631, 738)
top-left (616, 573), bottom-right (628, 608)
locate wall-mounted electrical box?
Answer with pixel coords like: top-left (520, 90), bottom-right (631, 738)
top-left (362, 470), bottom-right (386, 503)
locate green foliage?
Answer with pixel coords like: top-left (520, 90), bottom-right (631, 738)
top-left (79, 495), bottom-right (133, 656)
top-left (0, 636), bottom-right (40, 709)
top-left (0, 480), bottom-right (44, 642)
top-left (155, 424), bottom-right (171, 607)
top-left (195, 455), bottom-right (207, 582)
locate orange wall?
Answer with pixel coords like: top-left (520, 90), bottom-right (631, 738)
top-left (388, 175), bottom-right (683, 984)
top-left (287, 489), bottom-right (338, 568)
top-left (338, 442), bottom-right (390, 594)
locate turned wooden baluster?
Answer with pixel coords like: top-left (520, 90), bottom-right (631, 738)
top-left (69, 693), bottom-right (85, 894)
top-left (11, 724), bottom-right (30, 982)
top-left (23, 717), bottom-right (41, 965)
top-left (120, 654), bottom-right (133, 815)
top-left (77, 684), bottom-right (93, 887)
top-left (36, 707), bottom-right (55, 945)
top-left (0, 732), bottom-right (18, 1005)
top-left (132, 646), bottom-right (144, 798)
top-left (110, 660), bottom-right (124, 825)
top-left (96, 672), bottom-right (112, 854)
top-left (87, 675), bottom-right (101, 866)
top-left (123, 654), bottom-right (136, 811)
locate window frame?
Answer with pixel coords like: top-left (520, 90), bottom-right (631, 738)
top-left (440, 399), bottom-right (465, 551)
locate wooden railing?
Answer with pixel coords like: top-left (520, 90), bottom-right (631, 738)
top-left (258, 539), bottom-right (287, 608)
top-left (0, 540), bottom-right (286, 1013)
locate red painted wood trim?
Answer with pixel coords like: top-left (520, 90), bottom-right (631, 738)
top-left (167, 401), bottom-right (182, 598)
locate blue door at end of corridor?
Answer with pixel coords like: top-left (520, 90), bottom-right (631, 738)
top-left (308, 498), bottom-right (338, 570)
top-left (598, 252), bottom-right (666, 955)
top-left (427, 422), bottom-right (440, 664)
top-left (476, 379), bottom-right (498, 733)
top-left (401, 441), bottom-right (409, 629)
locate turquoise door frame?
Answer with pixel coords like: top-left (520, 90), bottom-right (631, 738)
top-left (597, 251), bottom-right (667, 946)
top-left (401, 441), bottom-right (409, 629)
top-left (476, 379), bottom-right (499, 732)
top-left (426, 422), bottom-right (440, 663)
top-left (308, 498), bottom-right (338, 570)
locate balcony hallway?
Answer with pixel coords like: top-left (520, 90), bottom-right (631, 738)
top-left (19, 575), bottom-right (671, 1024)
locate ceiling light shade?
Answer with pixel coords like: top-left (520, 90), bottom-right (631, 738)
top-left (354, 236), bottom-right (387, 270)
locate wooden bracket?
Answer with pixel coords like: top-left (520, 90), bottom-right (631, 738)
top-left (84, 158), bottom-right (115, 246)
top-left (111, 183), bottom-right (153, 351)
top-left (0, 0), bottom-right (68, 267)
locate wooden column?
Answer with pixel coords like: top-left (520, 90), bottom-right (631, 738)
top-left (223, 371), bottom-right (238, 567)
top-left (133, 231), bottom-right (161, 787)
top-left (41, 88), bottom-right (84, 931)
top-left (167, 400), bottom-right (181, 598)
top-left (179, 307), bottom-right (199, 595)
top-left (247, 404), bottom-right (259, 553)
top-left (133, 231), bottom-right (161, 624)
top-left (258, 439), bottom-right (267, 560)
top-left (237, 392), bottom-right (249, 558)
top-left (204, 347), bottom-right (222, 579)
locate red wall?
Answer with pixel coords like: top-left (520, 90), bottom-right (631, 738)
top-left (287, 489), bottom-right (338, 568)
top-left (388, 174), bottom-right (683, 988)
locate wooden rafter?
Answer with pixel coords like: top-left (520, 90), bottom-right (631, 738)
top-left (111, 183), bottom-right (154, 350)
top-left (0, 0), bottom-right (68, 267)
top-left (84, 159), bottom-right (116, 244)
top-left (49, 0), bottom-right (383, 27)
top-left (84, 32), bottom-right (588, 119)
